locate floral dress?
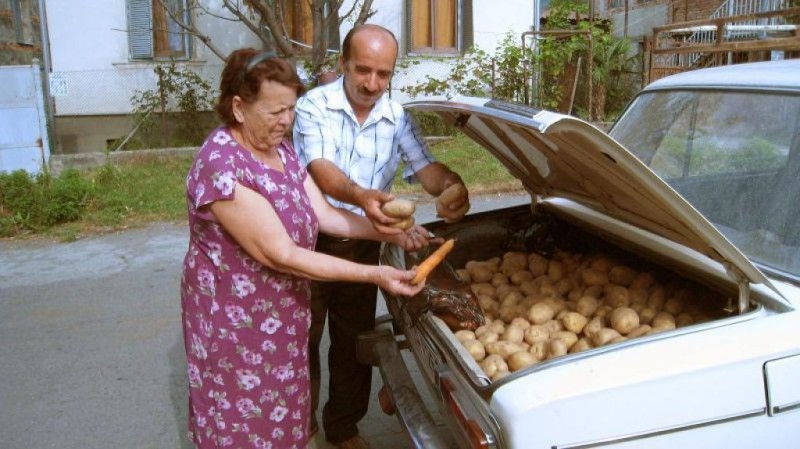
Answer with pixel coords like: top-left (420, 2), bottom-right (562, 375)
top-left (181, 127), bottom-right (319, 449)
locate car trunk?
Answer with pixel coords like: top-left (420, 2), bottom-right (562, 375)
top-left (374, 97), bottom-right (794, 447)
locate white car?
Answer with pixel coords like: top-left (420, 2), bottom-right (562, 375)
top-left (361, 60), bottom-right (800, 449)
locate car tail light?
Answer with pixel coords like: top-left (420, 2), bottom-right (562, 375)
top-left (439, 375), bottom-right (492, 449)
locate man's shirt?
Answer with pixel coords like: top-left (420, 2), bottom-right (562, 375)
top-left (293, 78), bottom-right (435, 215)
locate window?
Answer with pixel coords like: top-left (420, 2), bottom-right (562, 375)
top-left (127, 0), bottom-right (191, 60)
top-left (408, 0), bottom-right (470, 55)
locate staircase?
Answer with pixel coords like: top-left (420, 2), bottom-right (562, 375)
top-left (648, 0), bottom-right (800, 81)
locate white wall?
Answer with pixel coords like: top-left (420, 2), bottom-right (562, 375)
top-left (472, 0), bottom-right (533, 53)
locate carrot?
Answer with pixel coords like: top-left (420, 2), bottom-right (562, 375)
top-left (411, 238), bottom-right (456, 285)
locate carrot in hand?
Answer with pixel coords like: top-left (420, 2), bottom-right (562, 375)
top-left (411, 238), bottom-right (456, 285)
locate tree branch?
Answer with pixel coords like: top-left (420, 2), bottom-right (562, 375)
top-left (243, 0), bottom-right (295, 56)
top-left (221, 0), bottom-right (270, 47)
top-left (154, 0), bottom-right (227, 60)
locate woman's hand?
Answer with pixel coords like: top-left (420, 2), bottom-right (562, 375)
top-left (374, 266), bottom-right (426, 297)
top-left (389, 225), bottom-right (443, 252)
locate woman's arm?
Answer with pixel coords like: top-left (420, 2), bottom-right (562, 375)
top-left (209, 183), bottom-right (424, 297)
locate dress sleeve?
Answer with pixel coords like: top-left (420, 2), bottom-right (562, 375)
top-left (187, 129), bottom-right (240, 217)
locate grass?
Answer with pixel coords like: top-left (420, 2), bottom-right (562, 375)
top-left (1, 134), bottom-right (523, 241)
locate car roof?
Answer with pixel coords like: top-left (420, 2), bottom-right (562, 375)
top-left (645, 59), bottom-right (800, 91)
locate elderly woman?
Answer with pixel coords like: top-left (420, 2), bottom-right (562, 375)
top-left (181, 48), bottom-right (431, 449)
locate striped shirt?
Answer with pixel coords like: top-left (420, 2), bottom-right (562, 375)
top-left (293, 78), bottom-right (435, 215)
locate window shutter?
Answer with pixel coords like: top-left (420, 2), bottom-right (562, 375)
top-left (127, 0), bottom-right (153, 59)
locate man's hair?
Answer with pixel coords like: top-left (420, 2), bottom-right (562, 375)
top-left (341, 24), bottom-right (399, 62)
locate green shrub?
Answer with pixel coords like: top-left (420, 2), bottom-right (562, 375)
top-left (410, 111), bottom-right (456, 136)
top-left (43, 169), bottom-right (94, 225)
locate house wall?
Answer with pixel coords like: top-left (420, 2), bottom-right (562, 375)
top-left (46, 0), bottom-right (533, 153)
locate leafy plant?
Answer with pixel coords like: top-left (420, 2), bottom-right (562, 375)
top-left (128, 64), bottom-right (215, 149)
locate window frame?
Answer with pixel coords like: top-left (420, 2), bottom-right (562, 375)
top-left (126, 0), bottom-right (192, 61)
top-left (406, 0), bottom-right (469, 57)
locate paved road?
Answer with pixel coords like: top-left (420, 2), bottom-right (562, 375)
top-left (0, 194), bottom-right (528, 449)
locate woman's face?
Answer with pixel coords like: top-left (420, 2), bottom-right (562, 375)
top-left (233, 80), bottom-right (297, 152)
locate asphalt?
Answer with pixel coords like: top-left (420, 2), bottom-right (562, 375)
top-left (0, 193), bottom-right (529, 449)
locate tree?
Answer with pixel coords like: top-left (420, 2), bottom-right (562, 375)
top-left (157, 0), bottom-right (375, 76)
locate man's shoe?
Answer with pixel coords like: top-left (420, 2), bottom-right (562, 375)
top-left (333, 434), bottom-right (370, 449)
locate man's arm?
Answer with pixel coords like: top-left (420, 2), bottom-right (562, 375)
top-left (306, 159), bottom-right (403, 234)
top-left (415, 162), bottom-right (471, 223)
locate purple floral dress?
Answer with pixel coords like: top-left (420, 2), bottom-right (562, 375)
top-left (181, 127), bottom-right (319, 449)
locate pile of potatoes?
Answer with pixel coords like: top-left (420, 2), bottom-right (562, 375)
top-left (452, 249), bottom-right (718, 381)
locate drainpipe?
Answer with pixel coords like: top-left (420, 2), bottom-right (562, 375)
top-left (38, 0), bottom-right (56, 154)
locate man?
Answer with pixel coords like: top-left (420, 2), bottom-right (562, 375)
top-left (293, 24), bottom-right (470, 449)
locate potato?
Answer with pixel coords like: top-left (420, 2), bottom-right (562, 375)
top-left (454, 330), bottom-right (476, 343)
top-left (436, 183), bottom-right (469, 220)
top-left (593, 305), bottom-right (613, 320)
top-left (523, 325), bottom-right (550, 344)
top-left (388, 216), bottom-right (415, 230)
top-left (542, 319), bottom-right (564, 335)
top-left (501, 252), bottom-right (528, 276)
top-left (543, 297), bottom-right (568, 315)
top-left (500, 290), bottom-right (524, 308)
top-left (608, 265), bottom-right (637, 286)
top-left (604, 285), bottom-right (631, 308)
top-left (583, 316), bottom-right (605, 338)
top-left (501, 326), bottom-right (525, 344)
top-left (561, 312), bottom-right (589, 334)
top-left (528, 253), bottom-right (549, 277)
top-left (548, 339), bottom-right (568, 358)
top-left (462, 339), bottom-right (486, 361)
top-left (567, 287), bottom-right (584, 302)
top-left (529, 340), bottom-right (549, 360)
top-left (589, 256), bottom-right (615, 273)
top-left (647, 287), bottom-right (666, 311)
top-left (488, 321), bottom-right (505, 334)
top-left (485, 341), bottom-right (523, 359)
top-left (581, 268), bottom-right (608, 286)
top-left (552, 331), bottom-right (579, 349)
top-left (663, 297), bottom-right (685, 316)
top-left (508, 317), bottom-right (531, 330)
top-left (491, 272), bottom-right (509, 287)
top-left (480, 354), bottom-right (508, 378)
top-left (629, 288), bottom-right (649, 305)
top-left (455, 268), bottom-right (471, 283)
top-left (491, 370), bottom-right (511, 382)
top-left (629, 272), bottom-right (656, 291)
top-left (592, 328), bottom-right (622, 346)
top-left (609, 307), bottom-right (640, 335)
top-left (575, 296), bottom-right (599, 317)
top-left (554, 278), bottom-right (573, 296)
top-left (547, 260), bottom-right (565, 282)
top-left (468, 266), bottom-right (494, 284)
top-left (498, 305), bottom-right (519, 323)
top-left (638, 307), bottom-right (657, 325)
top-left (676, 312), bottom-right (695, 327)
top-left (651, 312), bottom-right (676, 331)
top-left (569, 337), bottom-right (593, 353)
top-left (610, 335), bottom-right (628, 344)
top-left (477, 294), bottom-right (498, 314)
top-left (583, 285), bottom-right (603, 299)
top-left (510, 270), bottom-right (534, 285)
top-left (478, 331), bottom-right (499, 346)
top-left (474, 323), bottom-right (493, 338)
top-left (381, 198), bottom-right (415, 218)
top-left (519, 279), bottom-right (539, 296)
top-left (494, 284), bottom-right (519, 301)
top-left (527, 302), bottom-right (555, 325)
top-left (470, 282), bottom-right (495, 298)
top-left (626, 324), bottom-right (652, 339)
top-left (508, 350), bottom-right (538, 372)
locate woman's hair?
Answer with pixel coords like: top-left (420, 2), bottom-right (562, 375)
top-left (215, 48), bottom-right (306, 127)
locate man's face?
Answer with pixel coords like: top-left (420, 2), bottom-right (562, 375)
top-left (340, 29), bottom-right (397, 115)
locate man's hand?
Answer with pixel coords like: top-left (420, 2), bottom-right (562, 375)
top-left (436, 181), bottom-right (470, 223)
top-left (389, 225), bottom-right (443, 252)
top-left (357, 189), bottom-right (404, 234)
